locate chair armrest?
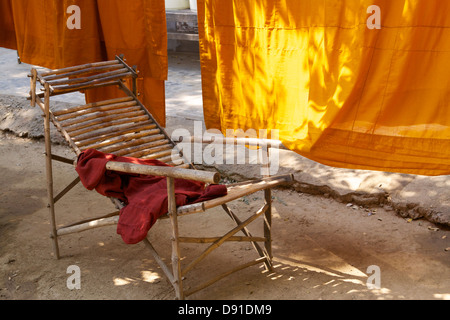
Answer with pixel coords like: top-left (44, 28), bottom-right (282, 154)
top-left (173, 135), bottom-right (286, 149)
top-left (105, 161), bottom-right (220, 184)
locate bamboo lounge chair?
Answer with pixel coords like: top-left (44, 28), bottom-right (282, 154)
top-left (28, 55), bottom-right (294, 299)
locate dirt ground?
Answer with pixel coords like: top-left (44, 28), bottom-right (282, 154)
top-left (0, 131), bottom-right (449, 300)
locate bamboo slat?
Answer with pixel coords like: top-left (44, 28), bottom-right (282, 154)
top-left (56, 101), bottom-right (137, 121)
top-left (122, 144), bottom-right (172, 159)
top-left (75, 124), bottom-right (160, 148)
top-left (41, 80), bottom-right (122, 97)
top-left (113, 139), bottom-right (170, 157)
top-left (135, 148), bottom-right (173, 160)
top-left (69, 114), bottom-right (149, 138)
top-left (166, 155), bottom-right (185, 166)
top-left (82, 131), bottom-right (164, 151)
top-left (97, 134), bottom-right (167, 154)
top-left (157, 155), bottom-right (176, 163)
top-left (63, 110), bottom-right (146, 134)
top-left (47, 68), bottom-right (130, 87)
top-left (60, 106), bottom-right (143, 127)
top-left (39, 60), bottom-right (119, 77)
top-left (42, 63), bottom-right (123, 82)
top-left (51, 72), bottom-right (133, 94)
top-left (72, 121), bottom-right (157, 144)
top-left (53, 96), bottom-right (133, 117)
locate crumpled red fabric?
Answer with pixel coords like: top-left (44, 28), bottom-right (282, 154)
top-left (75, 149), bottom-right (227, 244)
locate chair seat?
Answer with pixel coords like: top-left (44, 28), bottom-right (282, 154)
top-left (56, 174), bottom-right (293, 236)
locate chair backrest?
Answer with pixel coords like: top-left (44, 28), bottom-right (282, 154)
top-left (30, 55), bottom-right (192, 169)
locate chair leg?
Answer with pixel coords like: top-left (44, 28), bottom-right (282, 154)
top-left (221, 203), bottom-right (273, 271)
top-left (264, 188), bottom-right (273, 272)
top-left (44, 84), bottom-right (60, 259)
top-left (167, 177), bottom-right (184, 300)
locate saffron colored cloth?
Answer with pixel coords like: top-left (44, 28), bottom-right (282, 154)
top-left (198, 0), bottom-right (450, 176)
top-left (3, 0), bottom-right (167, 126)
top-left (75, 149), bottom-right (227, 244)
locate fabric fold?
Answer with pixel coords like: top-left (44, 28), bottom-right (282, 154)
top-left (76, 149), bottom-right (227, 244)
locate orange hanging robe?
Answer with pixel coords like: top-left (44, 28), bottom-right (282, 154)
top-left (11, 0), bottom-right (105, 68)
top-left (0, 0), bottom-right (17, 50)
top-left (87, 0), bottom-right (168, 127)
top-left (198, 0), bottom-right (450, 176)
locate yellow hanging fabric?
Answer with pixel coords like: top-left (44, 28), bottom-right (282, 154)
top-left (198, 0), bottom-right (450, 176)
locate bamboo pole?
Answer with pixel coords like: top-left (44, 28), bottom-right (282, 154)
top-left (50, 154), bottom-right (76, 165)
top-left (59, 211), bottom-right (120, 229)
top-left (202, 175), bottom-right (294, 211)
top-left (105, 161), bottom-right (220, 184)
top-left (175, 202), bottom-right (205, 216)
top-left (53, 177), bottom-right (81, 204)
top-left (178, 236), bottom-right (267, 244)
top-left (221, 204), bottom-right (273, 271)
top-left (115, 54), bottom-right (139, 78)
top-left (174, 135), bottom-right (286, 149)
top-left (35, 96), bottom-right (82, 155)
top-left (167, 177), bottom-right (184, 300)
top-left (264, 188), bottom-right (273, 267)
top-left (43, 83), bottom-right (60, 259)
top-left (57, 216), bottom-right (119, 237)
top-left (184, 257), bottom-right (267, 297)
top-left (181, 203), bottom-right (269, 277)
top-left (29, 68), bottom-right (37, 107)
top-left (142, 238), bottom-right (176, 285)
top-left (263, 148), bottom-right (273, 269)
